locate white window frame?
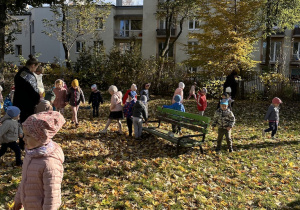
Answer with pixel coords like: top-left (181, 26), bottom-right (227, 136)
top-left (96, 17), bottom-right (104, 30)
top-left (188, 19), bottom-right (200, 30)
top-left (119, 42), bottom-right (131, 54)
top-left (76, 41), bottom-right (85, 53)
top-left (262, 41), bottom-right (282, 62)
top-left (293, 42), bottom-right (300, 60)
top-left (159, 42), bottom-right (174, 58)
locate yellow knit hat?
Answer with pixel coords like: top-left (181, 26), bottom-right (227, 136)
top-left (72, 79), bottom-right (79, 88)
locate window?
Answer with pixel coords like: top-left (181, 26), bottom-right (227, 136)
top-left (32, 45), bottom-right (35, 55)
top-left (76, 41), bottom-right (85, 53)
top-left (159, 42), bottom-right (173, 58)
top-left (120, 20), bottom-right (142, 37)
top-left (293, 42), bottom-right (300, 60)
top-left (15, 22), bottom-right (22, 34)
top-left (188, 66), bottom-right (198, 73)
top-left (94, 41), bottom-right (103, 54)
top-left (96, 17), bottom-right (103, 30)
top-left (15, 45), bottom-right (22, 56)
top-left (119, 42), bottom-right (130, 54)
top-left (159, 19), bottom-right (175, 30)
top-left (262, 41), bottom-right (282, 62)
top-left (31, 20), bottom-right (34, 33)
top-left (187, 41), bottom-right (198, 53)
top-left (188, 19), bottom-right (200, 30)
top-left (291, 69), bottom-right (300, 81)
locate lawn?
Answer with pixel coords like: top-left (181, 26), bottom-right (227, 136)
top-left (0, 98), bottom-right (299, 209)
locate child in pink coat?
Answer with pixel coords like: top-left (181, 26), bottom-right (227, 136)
top-left (13, 111), bottom-right (65, 210)
top-left (172, 82), bottom-right (185, 103)
top-left (53, 79), bottom-right (67, 114)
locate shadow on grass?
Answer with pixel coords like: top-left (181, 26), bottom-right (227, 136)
top-left (234, 139), bottom-right (300, 151)
top-left (281, 199), bottom-right (300, 210)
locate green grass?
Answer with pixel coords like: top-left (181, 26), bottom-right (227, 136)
top-left (0, 98), bottom-right (299, 209)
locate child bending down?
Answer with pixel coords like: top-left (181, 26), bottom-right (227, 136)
top-left (123, 91), bottom-right (137, 136)
top-left (0, 106), bottom-right (23, 166)
top-left (13, 111), bottom-right (65, 210)
top-left (212, 99), bottom-right (235, 152)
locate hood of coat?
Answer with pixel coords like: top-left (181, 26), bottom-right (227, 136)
top-left (0, 113), bottom-right (13, 123)
top-left (135, 100), bottom-right (145, 109)
top-left (26, 140), bottom-right (64, 163)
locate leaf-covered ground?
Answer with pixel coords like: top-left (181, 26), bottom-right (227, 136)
top-left (0, 98), bottom-right (300, 209)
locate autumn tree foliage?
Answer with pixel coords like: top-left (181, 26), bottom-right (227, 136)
top-left (42, 0), bottom-right (110, 68)
top-left (185, 0), bottom-right (264, 79)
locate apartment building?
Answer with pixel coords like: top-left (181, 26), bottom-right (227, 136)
top-left (4, 0), bottom-right (300, 80)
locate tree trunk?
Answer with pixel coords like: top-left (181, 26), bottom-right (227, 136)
top-left (0, 4), bottom-right (7, 72)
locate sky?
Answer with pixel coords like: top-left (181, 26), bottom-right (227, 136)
top-left (103, 0), bottom-right (143, 5)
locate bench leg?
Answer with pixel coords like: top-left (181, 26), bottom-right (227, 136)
top-left (202, 134), bottom-right (206, 142)
top-left (200, 146), bottom-right (204, 154)
top-left (176, 140), bottom-right (181, 155)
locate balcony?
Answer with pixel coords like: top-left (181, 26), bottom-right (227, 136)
top-left (114, 30), bottom-right (143, 39)
top-left (156, 29), bottom-right (176, 37)
top-left (271, 30), bottom-right (285, 37)
top-left (290, 53), bottom-right (300, 65)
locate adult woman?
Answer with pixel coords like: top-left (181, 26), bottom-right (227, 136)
top-left (13, 55), bottom-right (40, 149)
top-left (223, 70), bottom-right (238, 99)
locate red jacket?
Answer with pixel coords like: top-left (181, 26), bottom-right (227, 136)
top-left (122, 89), bottom-right (137, 105)
top-left (197, 91), bottom-right (207, 111)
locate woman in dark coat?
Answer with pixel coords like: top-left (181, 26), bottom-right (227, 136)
top-left (13, 55), bottom-right (40, 149)
top-left (223, 70), bottom-right (238, 99)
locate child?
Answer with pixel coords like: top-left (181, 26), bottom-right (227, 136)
top-left (38, 87), bottom-right (45, 100)
top-left (172, 82), bottom-right (185, 104)
top-left (100, 85), bottom-right (123, 134)
top-left (89, 84), bottom-right (104, 117)
top-left (9, 85), bottom-right (15, 104)
top-left (132, 95), bottom-right (148, 140)
top-left (53, 79), bottom-right (68, 115)
top-left (212, 99), bottom-right (235, 152)
top-left (123, 91), bottom-right (137, 136)
top-left (35, 99), bottom-right (53, 113)
top-left (217, 92), bottom-right (234, 111)
top-left (67, 79), bottom-right (85, 126)
top-left (13, 111), bottom-right (65, 210)
top-left (123, 83), bottom-right (138, 104)
top-left (163, 95), bottom-right (185, 134)
top-left (262, 97), bottom-right (282, 139)
top-left (33, 66), bottom-right (44, 94)
top-left (0, 106), bottom-right (23, 166)
top-left (45, 87), bottom-right (56, 110)
top-left (140, 83), bottom-right (151, 102)
top-left (187, 82), bottom-right (197, 100)
top-left (196, 87), bottom-right (207, 116)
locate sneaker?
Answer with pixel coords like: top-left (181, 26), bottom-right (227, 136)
top-left (271, 136), bottom-right (278, 140)
top-left (262, 129), bottom-right (265, 137)
top-left (99, 130), bottom-right (107, 134)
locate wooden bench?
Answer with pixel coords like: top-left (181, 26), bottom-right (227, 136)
top-left (143, 107), bottom-right (210, 155)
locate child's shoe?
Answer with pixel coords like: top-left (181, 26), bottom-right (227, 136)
top-left (262, 129), bottom-right (265, 137)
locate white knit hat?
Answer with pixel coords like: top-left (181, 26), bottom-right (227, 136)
top-left (225, 87), bottom-right (232, 93)
top-left (179, 82), bottom-right (185, 89)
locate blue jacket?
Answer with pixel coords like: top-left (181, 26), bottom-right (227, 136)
top-left (163, 102), bottom-right (185, 112)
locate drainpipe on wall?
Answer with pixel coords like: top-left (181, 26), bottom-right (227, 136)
top-left (29, 11), bottom-right (32, 55)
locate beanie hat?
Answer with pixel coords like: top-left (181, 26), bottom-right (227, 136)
top-left (225, 87), bottom-right (232, 93)
top-left (179, 82), bottom-right (185, 89)
top-left (108, 85), bottom-right (118, 94)
top-left (91, 84), bottom-right (97, 91)
top-left (131, 84), bottom-right (137, 91)
top-left (22, 111), bottom-right (66, 144)
top-left (35, 100), bottom-right (53, 114)
top-left (202, 87), bottom-right (207, 94)
top-left (174, 95), bottom-right (181, 103)
top-left (140, 95), bottom-right (147, 103)
top-left (72, 79), bottom-right (79, 88)
top-left (272, 97), bottom-right (282, 104)
top-left (220, 99), bottom-right (229, 105)
top-left (129, 91), bottom-right (137, 98)
top-left (7, 106), bottom-right (20, 118)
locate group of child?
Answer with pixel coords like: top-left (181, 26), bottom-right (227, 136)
top-left (0, 74), bottom-right (283, 209)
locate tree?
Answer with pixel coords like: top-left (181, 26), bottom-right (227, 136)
top-left (185, 0), bottom-right (264, 79)
top-left (0, 0), bottom-right (56, 70)
top-left (155, 0), bottom-right (199, 90)
top-left (42, 0), bottom-right (110, 68)
top-left (262, 0), bottom-right (300, 71)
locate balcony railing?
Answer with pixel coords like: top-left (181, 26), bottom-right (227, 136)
top-left (156, 29), bottom-right (176, 37)
top-left (114, 30), bottom-right (143, 38)
top-left (294, 28), bottom-right (300, 36)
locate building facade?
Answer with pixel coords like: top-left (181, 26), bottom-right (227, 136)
top-left (4, 0), bottom-right (300, 80)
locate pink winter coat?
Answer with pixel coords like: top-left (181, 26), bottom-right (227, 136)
top-left (14, 141), bottom-right (64, 210)
top-left (110, 91), bottom-right (123, 112)
top-left (172, 88), bottom-right (184, 103)
top-left (53, 87), bottom-right (67, 109)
